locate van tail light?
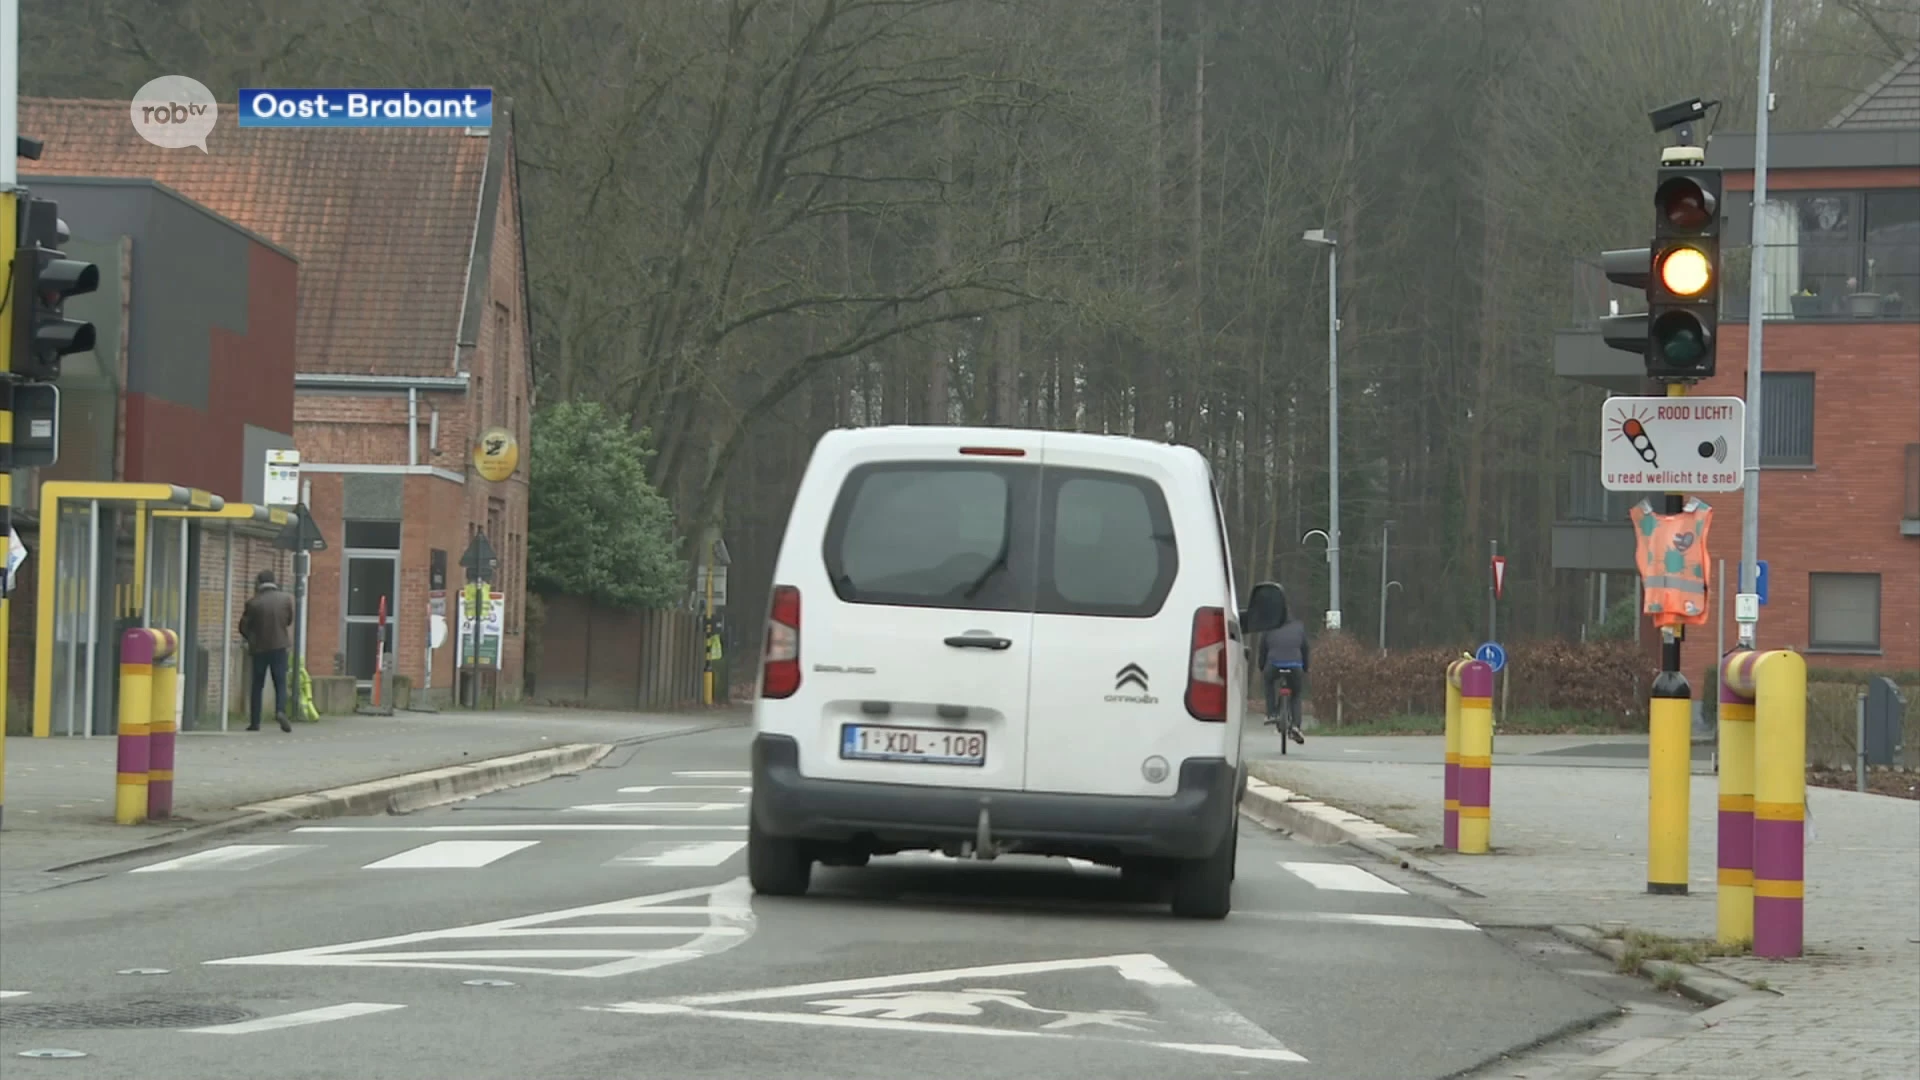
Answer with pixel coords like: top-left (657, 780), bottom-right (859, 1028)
top-left (761, 585), bottom-right (802, 699)
top-left (1185, 606), bottom-right (1228, 721)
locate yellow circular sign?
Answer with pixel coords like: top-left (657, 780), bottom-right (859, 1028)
top-left (473, 426), bottom-right (520, 482)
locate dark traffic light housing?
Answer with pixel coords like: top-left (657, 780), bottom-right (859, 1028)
top-left (11, 197), bottom-right (99, 383)
top-left (1645, 162), bottom-right (1722, 381)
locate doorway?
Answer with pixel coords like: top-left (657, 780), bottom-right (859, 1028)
top-left (343, 553), bottom-right (398, 684)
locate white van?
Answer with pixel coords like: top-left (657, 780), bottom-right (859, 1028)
top-left (748, 425), bottom-right (1289, 919)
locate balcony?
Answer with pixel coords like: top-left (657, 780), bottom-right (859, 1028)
top-left (1905, 444), bottom-right (1920, 538)
top-left (1553, 450), bottom-right (1637, 571)
top-left (1723, 240), bottom-right (1920, 323)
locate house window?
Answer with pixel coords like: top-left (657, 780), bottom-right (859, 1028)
top-left (1758, 372), bottom-right (1813, 467)
top-left (1808, 573), bottom-right (1880, 652)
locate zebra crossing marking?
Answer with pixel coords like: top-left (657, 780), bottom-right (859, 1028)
top-left (131, 845), bottom-right (310, 874)
top-left (1279, 861), bottom-right (1406, 895)
top-left (606, 840), bottom-right (747, 868)
top-left (363, 840), bottom-right (538, 870)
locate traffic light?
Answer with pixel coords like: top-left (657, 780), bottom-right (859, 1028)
top-left (1599, 246), bottom-right (1652, 356)
top-left (11, 197), bottom-right (99, 382)
top-left (1645, 160), bottom-right (1722, 381)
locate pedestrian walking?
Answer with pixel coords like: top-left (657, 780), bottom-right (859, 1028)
top-left (238, 569), bottom-right (295, 732)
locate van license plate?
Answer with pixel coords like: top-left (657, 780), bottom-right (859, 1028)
top-left (840, 724), bottom-right (986, 766)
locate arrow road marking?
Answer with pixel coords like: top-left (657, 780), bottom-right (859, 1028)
top-left (207, 877), bottom-right (756, 979)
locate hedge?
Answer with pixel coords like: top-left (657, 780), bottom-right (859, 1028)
top-left (1298, 633), bottom-right (1646, 727)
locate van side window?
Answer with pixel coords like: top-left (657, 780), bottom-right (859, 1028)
top-left (1037, 470), bottom-right (1178, 618)
top-left (822, 462), bottom-right (1036, 612)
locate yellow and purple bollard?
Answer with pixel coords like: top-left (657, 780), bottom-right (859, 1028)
top-left (114, 629), bottom-right (156, 825)
top-left (1456, 659), bottom-right (1495, 854)
top-left (1716, 648), bottom-right (1760, 946)
top-left (1752, 648), bottom-right (1807, 959)
top-left (1443, 657), bottom-right (1469, 851)
top-left (148, 629), bottom-right (180, 820)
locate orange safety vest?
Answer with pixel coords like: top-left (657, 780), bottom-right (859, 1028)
top-left (1630, 498), bottom-right (1712, 628)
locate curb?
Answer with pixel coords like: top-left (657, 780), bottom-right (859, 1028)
top-left (40, 741), bottom-right (613, 873)
top-left (1238, 775), bottom-right (1429, 869)
top-left (1235, 771), bottom-right (1766, 1012)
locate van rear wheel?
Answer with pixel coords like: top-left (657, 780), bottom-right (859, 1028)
top-left (748, 817), bottom-right (813, 896)
top-left (1169, 823), bottom-right (1235, 919)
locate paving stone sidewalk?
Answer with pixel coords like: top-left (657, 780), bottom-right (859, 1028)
top-left (1253, 747), bottom-right (1920, 1080)
top-left (0, 707), bottom-right (745, 876)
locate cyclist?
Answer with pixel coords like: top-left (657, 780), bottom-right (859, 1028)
top-left (1261, 615), bottom-right (1309, 745)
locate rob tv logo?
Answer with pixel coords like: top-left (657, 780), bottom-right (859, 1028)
top-left (130, 75), bottom-right (219, 152)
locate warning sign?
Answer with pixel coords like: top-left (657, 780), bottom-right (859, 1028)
top-left (1600, 396), bottom-right (1746, 493)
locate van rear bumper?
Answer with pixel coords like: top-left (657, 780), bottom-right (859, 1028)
top-left (751, 734), bottom-right (1237, 860)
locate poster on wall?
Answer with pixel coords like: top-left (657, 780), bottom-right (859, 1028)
top-left (264, 449), bottom-right (301, 507)
top-left (455, 584), bottom-right (505, 670)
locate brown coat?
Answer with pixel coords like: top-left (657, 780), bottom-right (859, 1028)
top-left (239, 585), bottom-right (295, 653)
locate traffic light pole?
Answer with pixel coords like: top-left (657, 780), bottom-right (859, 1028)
top-left (0, 190), bottom-right (15, 830)
top-left (1737, 0), bottom-right (1776, 649)
top-left (1647, 381), bottom-right (1693, 897)
top-left (1, 0), bottom-right (19, 832)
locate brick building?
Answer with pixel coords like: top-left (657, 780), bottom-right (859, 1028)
top-left (22, 96), bottom-right (534, 706)
top-left (1552, 49), bottom-right (1920, 672)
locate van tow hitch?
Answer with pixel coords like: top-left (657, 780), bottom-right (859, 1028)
top-left (973, 799), bottom-right (1000, 860)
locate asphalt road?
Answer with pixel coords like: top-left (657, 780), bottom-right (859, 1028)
top-left (1, 726), bottom-right (1632, 1079)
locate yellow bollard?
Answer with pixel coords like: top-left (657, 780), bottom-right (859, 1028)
top-left (1647, 669), bottom-right (1693, 895)
top-left (148, 630), bottom-right (179, 820)
top-left (1443, 657), bottom-right (1467, 851)
top-left (1456, 659), bottom-right (1494, 854)
top-left (1715, 649), bottom-right (1760, 946)
top-left (114, 629), bottom-right (156, 825)
top-left (1752, 649), bottom-right (1807, 958)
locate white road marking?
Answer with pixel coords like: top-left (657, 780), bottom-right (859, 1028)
top-left (1280, 861), bottom-right (1407, 894)
top-left (618, 786), bottom-right (751, 794)
top-left (591, 952), bottom-right (1305, 1063)
top-left (183, 1002), bottom-right (406, 1034)
top-left (207, 877), bottom-right (756, 979)
top-left (566, 802), bottom-right (744, 813)
top-left (1234, 910), bottom-right (1480, 932)
top-left (130, 845), bottom-right (309, 873)
top-left (363, 840), bottom-right (538, 869)
top-left (0, 991), bottom-right (29, 998)
top-left (1065, 858), bottom-right (1104, 873)
top-left (607, 840), bottom-right (746, 867)
top-left (293, 824), bottom-right (746, 834)
top-left (675, 770), bottom-right (749, 779)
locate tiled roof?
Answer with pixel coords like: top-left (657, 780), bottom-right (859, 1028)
top-left (18, 97), bottom-right (496, 376)
top-left (1829, 45), bottom-right (1920, 129)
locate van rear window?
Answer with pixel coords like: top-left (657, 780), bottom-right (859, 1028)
top-left (1037, 471), bottom-right (1177, 618)
top-left (822, 462), bottom-right (1036, 612)
top-left (820, 461), bottom-right (1176, 618)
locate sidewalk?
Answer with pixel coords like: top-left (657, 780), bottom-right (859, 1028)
top-left (0, 706), bottom-right (746, 880)
top-left (1251, 737), bottom-right (1920, 1080)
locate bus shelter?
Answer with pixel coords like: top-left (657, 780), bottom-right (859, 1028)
top-left (151, 502), bottom-right (294, 731)
top-left (32, 482), bottom-right (222, 738)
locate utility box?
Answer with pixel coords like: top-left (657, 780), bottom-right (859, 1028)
top-left (1863, 677), bottom-right (1906, 767)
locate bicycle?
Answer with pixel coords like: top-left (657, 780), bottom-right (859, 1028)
top-left (1265, 670), bottom-right (1306, 753)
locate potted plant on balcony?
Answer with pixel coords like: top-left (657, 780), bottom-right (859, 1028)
top-left (1789, 286), bottom-right (1821, 318)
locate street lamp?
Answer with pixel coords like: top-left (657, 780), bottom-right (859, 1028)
top-left (1302, 228), bottom-right (1341, 631)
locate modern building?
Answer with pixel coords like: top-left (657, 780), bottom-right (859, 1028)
top-left (21, 95), bottom-right (535, 706)
top-left (1552, 48), bottom-right (1920, 672)
top-left (6, 177), bottom-right (298, 735)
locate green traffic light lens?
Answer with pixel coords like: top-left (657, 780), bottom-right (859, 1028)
top-left (1651, 310), bottom-right (1712, 367)
top-left (1659, 330), bottom-right (1705, 363)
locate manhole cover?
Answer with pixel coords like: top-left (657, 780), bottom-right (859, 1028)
top-left (0, 1000), bottom-right (256, 1029)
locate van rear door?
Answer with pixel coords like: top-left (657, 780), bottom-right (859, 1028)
top-left (800, 431), bottom-right (1042, 792)
top-left (1021, 439), bottom-right (1209, 797)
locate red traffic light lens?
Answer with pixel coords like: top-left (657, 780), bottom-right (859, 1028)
top-left (1657, 178), bottom-right (1716, 231)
